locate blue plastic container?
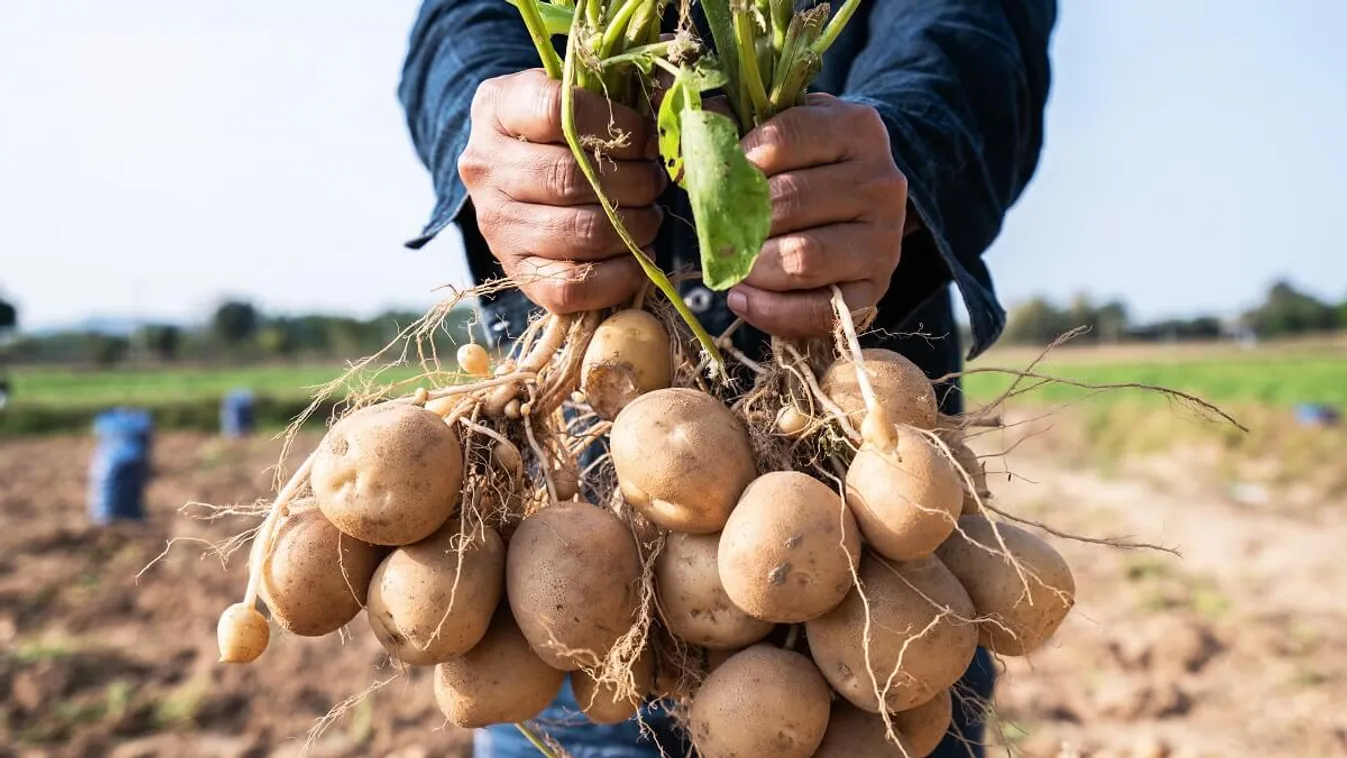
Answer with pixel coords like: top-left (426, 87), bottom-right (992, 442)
top-left (220, 388), bottom-right (256, 438)
top-left (89, 408), bottom-right (153, 524)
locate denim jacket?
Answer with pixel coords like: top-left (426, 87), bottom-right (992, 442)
top-left (397, 0), bottom-right (1056, 364)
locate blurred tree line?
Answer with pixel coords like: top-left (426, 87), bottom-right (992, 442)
top-left (1000, 280), bottom-right (1346, 345)
top-left (8, 299), bottom-right (477, 367)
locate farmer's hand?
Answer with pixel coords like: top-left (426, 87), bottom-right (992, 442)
top-left (460, 70), bottom-right (667, 313)
top-left (727, 94), bottom-right (910, 338)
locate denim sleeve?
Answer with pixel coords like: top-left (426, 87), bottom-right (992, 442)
top-left (397, 0), bottom-right (542, 249)
top-left (840, 0), bottom-right (1057, 359)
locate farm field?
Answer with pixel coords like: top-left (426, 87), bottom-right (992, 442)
top-left (1, 340), bottom-right (1345, 757)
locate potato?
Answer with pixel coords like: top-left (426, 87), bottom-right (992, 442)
top-left (938, 429), bottom-right (990, 515)
top-left (366, 520), bottom-right (505, 666)
top-left (581, 309), bottom-right (673, 420)
top-left (807, 553), bottom-right (977, 713)
top-left (821, 348), bottom-right (939, 431)
top-left (812, 692), bottom-right (952, 758)
top-left (259, 500), bottom-right (383, 637)
top-left (936, 515), bottom-right (1076, 655)
top-left (611, 388), bottom-right (757, 534)
top-left (845, 431), bottom-right (962, 561)
top-left (570, 647), bottom-right (654, 725)
top-left (894, 688), bottom-right (954, 758)
top-left (655, 532), bottom-right (774, 649)
top-left (506, 501), bottom-right (642, 671)
top-left (689, 645), bottom-right (831, 758)
top-left (311, 403), bottom-right (463, 546)
top-left (718, 471), bottom-right (861, 623)
top-left (433, 607), bottom-right (567, 728)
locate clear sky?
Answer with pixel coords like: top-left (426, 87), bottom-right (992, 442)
top-left (2, 1), bottom-right (1345, 331)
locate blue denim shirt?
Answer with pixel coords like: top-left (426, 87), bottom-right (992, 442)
top-left (397, 0), bottom-right (1056, 366)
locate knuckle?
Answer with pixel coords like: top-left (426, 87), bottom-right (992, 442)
top-left (545, 157), bottom-right (582, 202)
top-left (532, 79), bottom-right (563, 137)
top-left (770, 173), bottom-right (807, 223)
top-left (469, 78), bottom-right (499, 121)
top-left (777, 234), bottom-right (824, 280)
top-left (570, 210), bottom-right (606, 250)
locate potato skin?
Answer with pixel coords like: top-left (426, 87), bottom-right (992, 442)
top-left (821, 348), bottom-right (939, 431)
top-left (581, 309), bottom-right (672, 420)
top-left (366, 520), bottom-right (505, 666)
top-left (433, 608), bottom-right (567, 728)
top-left (611, 388), bottom-right (757, 534)
top-left (894, 688), bottom-right (954, 758)
top-left (689, 645), bottom-right (832, 758)
top-left (936, 516), bottom-right (1076, 656)
top-left (506, 502), bottom-right (643, 671)
top-left (812, 693), bottom-right (952, 758)
top-left (845, 432), bottom-right (962, 562)
top-left (655, 532), bottom-right (774, 649)
top-left (807, 553), bottom-right (978, 713)
top-left (311, 403), bottom-right (463, 546)
top-left (259, 501), bottom-right (384, 637)
top-left (570, 647), bottom-right (654, 725)
top-left (718, 471), bottom-right (861, 623)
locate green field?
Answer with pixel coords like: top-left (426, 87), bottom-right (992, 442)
top-left (2, 341), bottom-right (1342, 436)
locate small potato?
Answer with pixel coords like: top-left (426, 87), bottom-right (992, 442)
top-left (434, 607), bottom-right (567, 728)
top-left (807, 553), bottom-right (977, 713)
top-left (718, 471), bottom-right (861, 623)
top-left (259, 500), bottom-right (384, 637)
top-left (689, 645), bottom-right (831, 758)
top-left (821, 349), bottom-right (939, 431)
top-left (311, 403), bottom-right (464, 546)
top-left (506, 501), bottom-right (643, 671)
top-left (611, 388), bottom-right (757, 534)
top-left (936, 515), bottom-right (1076, 656)
top-left (845, 430), bottom-right (963, 562)
top-left (655, 532), bottom-right (774, 649)
top-left (894, 688), bottom-right (955, 758)
top-left (581, 309), bottom-right (673, 420)
top-left (367, 520), bottom-right (505, 666)
top-left (570, 647), bottom-right (655, 725)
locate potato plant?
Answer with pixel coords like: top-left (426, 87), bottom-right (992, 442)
top-left (189, 1), bottom-right (1244, 756)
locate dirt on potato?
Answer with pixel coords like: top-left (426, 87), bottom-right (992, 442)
top-left (2, 420), bottom-right (1347, 758)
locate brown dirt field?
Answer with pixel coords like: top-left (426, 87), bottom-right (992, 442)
top-left (3, 421), bottom-right (1346, 758)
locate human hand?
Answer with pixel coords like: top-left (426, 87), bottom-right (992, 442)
top-left (459, 70), bottom-right (667, 313)
top-left (726, 94), bottom-right (910, 338)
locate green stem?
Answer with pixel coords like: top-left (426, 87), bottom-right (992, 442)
top-left (513, 0), bottom-right (565, 78)
top-left (515, 723), bottom-right (559, 758)
top-left (603, 40), bottom-right (677, 70)
top-left (505, 0), bottom-right (574, 36)
top-left (734, 7), bottom-right (771, 124)
top-left (624, 0), bottom-right (658, 48)
top-left (598, 0), bottom-right (645, 55)
top-left (699, 0), bottom-right (748, 132)
top-left (813, 0), bottom-right (863, 56)
top-left (769, 0), bottom-right (791, 51)
top-left (562, 0), bottom-right (726, 367)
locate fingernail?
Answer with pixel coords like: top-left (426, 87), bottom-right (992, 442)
top-left (727, 289), bottom-right (747, 315)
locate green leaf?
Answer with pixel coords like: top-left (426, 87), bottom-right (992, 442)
top-left (657, 75), bottom-right (689, 187)
top-left (681, 109), bottom-right (771, 291)
top-left (686, 55), bottom-right (730, 93)
top-left (503, 0), bottom-right (574, 36)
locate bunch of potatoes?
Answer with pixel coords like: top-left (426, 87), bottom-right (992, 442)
top-left (225, 308), bottom-right (1077, 758)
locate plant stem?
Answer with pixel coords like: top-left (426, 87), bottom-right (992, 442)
top-left (561, 1), bottom-right (725, 367)
top-left (601, 40), bottom-right (676, 69)
top-left (734, 6), bottom-right (771, 124)
top-left (769, 0), bottom-right (791, 51)
top-left (515, 723), bottom-right (559, 758)
top-left (813, 0), bottom-right (863, 56)
top-left (699, 0), bottom-right (748, 131)
top-left (599, 0), bottom-right (645, 55)
top-left (514, 0), bottom-right (565, 78)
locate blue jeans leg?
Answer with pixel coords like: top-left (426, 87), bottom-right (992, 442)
top-left (928, 646), bottom-right (997, 758)
top-left (474, 679), bottom-right (692, 758)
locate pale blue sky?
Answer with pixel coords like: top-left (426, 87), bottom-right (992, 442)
top-left (1, 1), bottom-right (1344, 331)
